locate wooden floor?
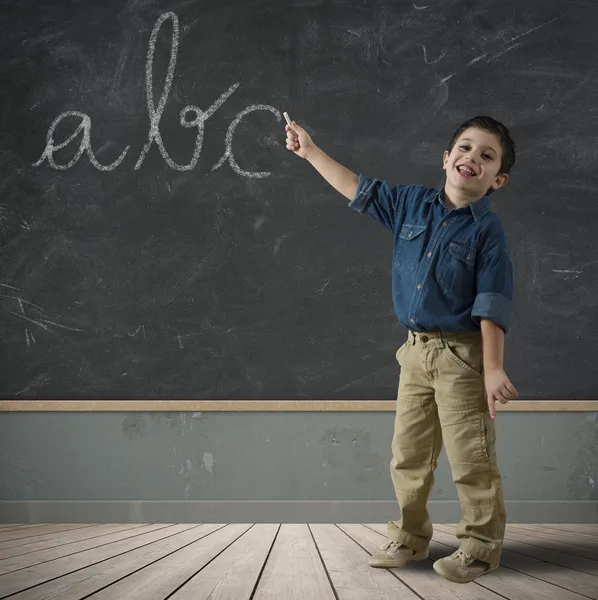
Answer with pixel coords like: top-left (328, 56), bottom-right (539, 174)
top-left (0, 523), bottom-right (596, 599)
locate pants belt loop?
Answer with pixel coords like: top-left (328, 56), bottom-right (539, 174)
top-left (437, 331), bottom-right (446, 349)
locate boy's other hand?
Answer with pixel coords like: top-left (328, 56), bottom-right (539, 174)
top-left (285, 122), bottom-right (314, 159)
top-left (485, 368), bottom-right (518, 419)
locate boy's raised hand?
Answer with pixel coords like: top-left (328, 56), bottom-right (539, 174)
top-left (485, 368), bottom-right (518, 419)
top-left (285, 122), bottom-right (314, 159)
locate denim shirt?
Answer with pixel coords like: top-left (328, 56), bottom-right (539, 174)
top-left (349, 174), bottom-right (513, 333)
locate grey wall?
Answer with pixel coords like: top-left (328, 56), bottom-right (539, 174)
top-left (0, 410), bottom-right (596, 523)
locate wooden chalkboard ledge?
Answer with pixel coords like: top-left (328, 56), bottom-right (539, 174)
top-left (0, 400), bottom-right (597, 411)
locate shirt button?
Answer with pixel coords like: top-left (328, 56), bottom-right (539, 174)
top-left (427, 252), bottom-right (432, 258)
top-left (417, 284), bottom-right (422, 289)
top-left (442, 221), bottom-right (448, 227)
top-left (408, 232), bottom-right (412, 238)
top-left (466, 255), bottom-right (471, 261)
top-left (410, 318), bottom-right (414, 323)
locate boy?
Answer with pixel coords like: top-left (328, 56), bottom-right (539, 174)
top-left (285, 116), bottom-right (518, 584)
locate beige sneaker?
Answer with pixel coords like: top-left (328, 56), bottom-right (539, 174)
top-left (368, 540), bottom-right (429, 568)
top-left (433, 548), bottom-right (498, 583)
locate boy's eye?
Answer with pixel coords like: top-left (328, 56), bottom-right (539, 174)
top-left (482, 153), bottom-right (491, 159)
top-left (459, 145), bottom-right (470, 150)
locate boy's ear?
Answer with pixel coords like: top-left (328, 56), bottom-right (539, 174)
top-left (442, 150), bottom-right (449, 170)
top-left (492, 172), bottom-right (509, 191)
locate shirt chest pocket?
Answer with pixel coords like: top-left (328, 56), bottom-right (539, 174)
top-left (394, 224), bottom-right (426, 274)
top-left (437, 241), bottom-right (477, 299)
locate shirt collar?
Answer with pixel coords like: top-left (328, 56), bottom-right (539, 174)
top-left (425, 189), bottom-right (491, 221)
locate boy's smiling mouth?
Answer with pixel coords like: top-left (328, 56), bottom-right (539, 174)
top-left (457, 164), bottom-right (477, 178)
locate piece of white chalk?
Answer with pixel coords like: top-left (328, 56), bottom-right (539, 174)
top-left (283, 112), bottom-right (292, 125)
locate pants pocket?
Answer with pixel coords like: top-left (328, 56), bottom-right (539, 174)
top-left (396, 341), bottom-right (410, 365)
top-left (444, 343), bottom-right (482, 377)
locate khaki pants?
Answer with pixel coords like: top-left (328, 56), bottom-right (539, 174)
top-left (387, 330), bottom-right (506, 567)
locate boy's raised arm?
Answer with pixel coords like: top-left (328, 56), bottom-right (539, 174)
top-left (286, 122), bottom-right (359, 200)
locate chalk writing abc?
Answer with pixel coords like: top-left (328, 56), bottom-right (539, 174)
top-left (33, 12), bottom-right (282, 179)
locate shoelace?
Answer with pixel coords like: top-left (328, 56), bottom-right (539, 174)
top-left (381, 540), bottom-right (403, 553)
top-left (454, 549), bottom-right (474, 567)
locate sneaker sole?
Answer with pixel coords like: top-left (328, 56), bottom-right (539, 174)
top-left (368, 551), bottom-right (429, 569)
top-left (432, 561), bottom-right (498, 583)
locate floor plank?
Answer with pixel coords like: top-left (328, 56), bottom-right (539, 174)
top-left (0, 523), bottom-right (146, 559)
top-left (544, 524), bottom-right (598, 535)
top-left (310, 523), bottom-right (423, 600)
top-left (0, 526), bottom-right (29, 532)
top-left (510, 523), bottom-right (598, 544)
top-left (0, 524), bottom-right (210, 598)
top-left (0, 524), bottom-right (99, 552)
top-left (431, 525), bottom-right (598, 599)
top-left (502, 525), bottom-right (598, 560)
top-left (0, 524), bottom-right (154, 575)
top-left (85, 524), bottom-right (252, 600)
top-left (0, 524), bottom-right (92, 544)
top-left (513, 523), bottom-right (598, 538)
top-left (252, 524), bottom-right (336, 600)
top-left (168, 524), bottom-right (279, 600)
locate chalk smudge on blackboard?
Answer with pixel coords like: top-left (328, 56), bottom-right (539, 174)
top-left (504, 16), bottom-right (562, 46)
top-left (5, 310), bottom-right (51, 333)
top-left (253, 216), bottom-right (267, 231)
top-left (467, 53), bottom-right (487, 66)
top-left (14, 374), bottom-right (49, 396)
top-left (316, 279), bottom-right (331, 293)
top-left (0, 292), bottom-right (45, 314)
top-left (419, 44), bottom-right (447, 65)
top-left (38, 318), bottom-right (82, 332)
top-left (128, 325), bottom-right (147, 339)
top-left (0, 205), bottom-right (8, 231)
top-left (439, 73), bottom-right (454, 85)
top-left (273, 234), bottom-right (289, 255)
top-left (436, 16), bottom-right (561, 88)
top-left (486, 42), bottom-right (521, 64)
top-left (25, 329), bottom-right (35, 346)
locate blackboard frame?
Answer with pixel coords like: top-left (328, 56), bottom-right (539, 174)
top-left (0, 400), bottom-right (596, 411)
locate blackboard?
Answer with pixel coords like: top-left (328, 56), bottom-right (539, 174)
top-left (1, 0), bottom-right (597, 402)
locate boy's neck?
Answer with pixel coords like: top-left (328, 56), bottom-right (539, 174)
top-left (442, 185), bottom-right (485, 210)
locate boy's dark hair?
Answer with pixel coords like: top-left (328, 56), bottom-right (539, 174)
top-left (447, 116), bottom-right (516, 175)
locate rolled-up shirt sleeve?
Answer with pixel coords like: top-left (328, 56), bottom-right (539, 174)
top-left (348, 174), bottom-right (403, 233)
top-left (471, 242), bottom-right (513, 333)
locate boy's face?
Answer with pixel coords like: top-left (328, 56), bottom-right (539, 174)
top-left (442, 127), bottom-right (509, 199)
